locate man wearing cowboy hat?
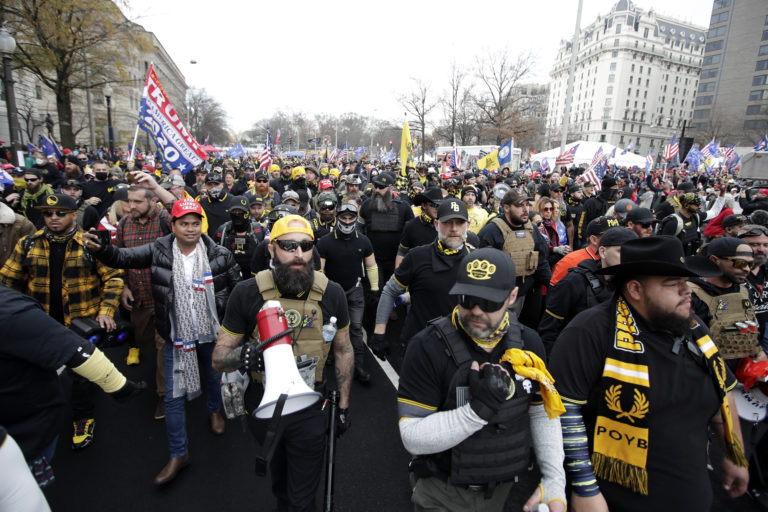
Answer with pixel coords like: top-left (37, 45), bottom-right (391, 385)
top-left (550, 235), bottom-right (749, 511)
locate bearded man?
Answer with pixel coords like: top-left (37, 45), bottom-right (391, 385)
top-left (250, 169), bottom-right (281, 212)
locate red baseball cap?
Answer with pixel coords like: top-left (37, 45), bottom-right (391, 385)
top-left (142, 164), bottom-right (155, 172)
top-left (318, 179), bottom-right (333, 190)
top-left (171, 199), bottom-right (203, 220)
top-left (759, 189), bottom-right (768, 196)
top-left (62, 148), bottom-right (72, 155)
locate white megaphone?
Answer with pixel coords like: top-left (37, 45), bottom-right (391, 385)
top-left (254, 300), bottom-right (321, 419)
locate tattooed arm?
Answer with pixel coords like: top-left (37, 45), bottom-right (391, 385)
top-left (333, 328), bottom-right (354, 409)
top-left (212, 330), bottom-right (244, 373)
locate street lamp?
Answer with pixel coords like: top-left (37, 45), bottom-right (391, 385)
top-left (0, 24), bottom-right (22, 167)
top-left (103, 84), bottom-right (114, 156)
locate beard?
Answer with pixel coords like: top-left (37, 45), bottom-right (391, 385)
top-left (273, 257), bottom-right (314, 297)
top-left (644, 300), bottom-right (692, 337)
top-left (438, 230), bottom-right (467, 250)
top-left (753, 253), bottom-right (767, 268)
top-left (459, 310), bottom-right (495, 338)
top-left (370, 189), bottom-right (392, 213)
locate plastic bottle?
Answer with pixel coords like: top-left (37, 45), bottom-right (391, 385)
top-left (322, 316), bottom-right (338, 343)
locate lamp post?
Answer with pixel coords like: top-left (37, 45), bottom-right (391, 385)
top-left (103, 84), bottom-right (114, 156)
top-left (0, 24), bottom-right (22, 167)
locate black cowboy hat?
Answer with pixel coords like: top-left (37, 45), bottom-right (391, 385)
top-left (413, 186), bottom-right (443, 206)
top-left (596, 235), bottom-right (721, 278)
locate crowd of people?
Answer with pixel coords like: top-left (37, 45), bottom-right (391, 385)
top-left (1, 143), bottom-right (768, 511)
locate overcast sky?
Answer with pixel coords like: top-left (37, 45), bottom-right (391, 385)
top-left (123, 0), bottom-right (712, 133)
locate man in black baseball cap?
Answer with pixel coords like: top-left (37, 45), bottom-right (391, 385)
top-left (396, 247), bottom-right (566, 510)
top-left (199, 172), bottom-right (234, 236)
top-left (59, 179), bottom-right (100, 231)
top-left (397, 187), bottom-right (443, 266)
top-left (550, 235), bottom-right (749, 510)
top-left (721, 214), bottom-right (748, 238)
top-left (625, 207), bottom-right (658, 238)
top-left (372, 197), bottom-right (475, 359)
top-left (576, 176), bottom-right (620, 243)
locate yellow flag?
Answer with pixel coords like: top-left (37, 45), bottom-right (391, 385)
top-left (477, 149), bottom-right (500, 171)
top-left (400, 121), bottom-right (412, 176)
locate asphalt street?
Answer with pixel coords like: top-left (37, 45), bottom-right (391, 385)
top-left (43, 312), bottom-right (764, 512)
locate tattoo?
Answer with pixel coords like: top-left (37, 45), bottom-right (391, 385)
top-left (333, 329), bottom-right (354, 407)
top-left (212, 331), bottom-right (244, 372)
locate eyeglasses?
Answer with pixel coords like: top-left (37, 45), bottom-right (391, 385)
top-left (724, 258), bottom-right (754, 270)
top-left (458, 294), bottom-right (506, 313)
top-left (42, 210), bottom-right (71, 218)
top-left (273, 239), bottom-right (314, 253)
top-left (535, 220), bottom-right (543, 226)
top-left (428, 201), bottom-right (440, 209)
top-left (541, 207), bottom-right (553, 212)
top-left (24, 178), bottom-right (39, 182)
top-left (373, 183), bottom-right (388, 190)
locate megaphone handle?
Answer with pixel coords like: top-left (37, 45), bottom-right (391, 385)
top-left (255, 328), bottom-right (295, 353)
top-left (324, 390), bottom-right (339, 512)
top-left (255, 393), bottom-right (288, 476)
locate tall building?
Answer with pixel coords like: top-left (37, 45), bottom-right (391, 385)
top-left (692, 0), bottom-right (768, 144)
top-left (545, 0), bottom-right (705, 159)
top-left (0, 15), bottom-right (187, 152)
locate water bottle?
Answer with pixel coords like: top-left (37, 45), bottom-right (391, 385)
top-left (322, 316), bottom-right (338, 343)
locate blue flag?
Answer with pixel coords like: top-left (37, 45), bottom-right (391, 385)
top-left (228, 142), bottom-right (245, 158)
top-left (26, 143), bottom-right (39, 154)
top-left (38, 135), bottom-right (61, 159)
top-left (684, 146), bottom-right (703, 169)
top-left (621, 141), bottom-right (634, 155)
top-left (497, 139), bottom-right (514, 165)
top-left (756, 136), bottom-right (768, 152)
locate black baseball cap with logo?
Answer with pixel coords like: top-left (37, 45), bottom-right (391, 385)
top-left (437, 197), bottom-right (469, 222)
top-left (228, 196), bottom-right (250, 212)
top-left (449, 248), bottom-right (516, 302)
top-left (372, 172), bottom-right (395, 187)
top-left (61, 179), bottom-right (84, 190)
top-left (35, 193), bottom-right (77, 211)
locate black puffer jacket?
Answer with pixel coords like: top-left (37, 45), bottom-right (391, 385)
top-left (96, 233), bottom-right (241, 342)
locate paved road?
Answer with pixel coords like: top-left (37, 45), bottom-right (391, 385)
top-left (43, 316), bottom-right (764, 511)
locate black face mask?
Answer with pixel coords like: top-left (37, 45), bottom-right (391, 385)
top-left (230, 211), bottom-right (249, 228)
top-left (294, 177), bottom-right (306, 188)
top-left (95, 172), bottom-right (109, 181)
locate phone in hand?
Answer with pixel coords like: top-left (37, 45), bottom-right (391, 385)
top-left (90, 229), bottom-right (111, 247)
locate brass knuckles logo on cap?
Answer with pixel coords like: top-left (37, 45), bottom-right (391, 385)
top-left (46, 195), bottom-right (58, 206)
top-left (466, 259), bottom-right (496, 280)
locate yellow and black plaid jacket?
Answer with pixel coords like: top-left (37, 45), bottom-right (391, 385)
top-left (0, 229), bottom-right (123, 326)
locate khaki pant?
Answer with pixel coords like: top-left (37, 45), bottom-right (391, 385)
top-left (130, 305), bottom-right (166, 397)
top-left (411, 476), bottom-right (513, 512)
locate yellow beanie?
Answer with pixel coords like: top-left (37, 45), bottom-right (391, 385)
top-left (291, 166), bottom-right (306, 180)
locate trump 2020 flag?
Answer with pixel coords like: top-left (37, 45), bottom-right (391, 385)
top-left (39, 135), bottom-right (62, 159)
top-left (228, 142), bottom-right (245, 158)
top-left (138, 64), bottom-right (207, 174)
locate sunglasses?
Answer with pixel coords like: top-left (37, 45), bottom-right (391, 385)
top-left (458, 294), bottom-right (506, 313)
top-left (273, 239), bottom-right (314, 253)
top-left (740, 227), bottom-right (768, 238)
top-left (24, 178), bottom-right (40, 182)
top-left (640, 223), bottom-right (653, 229)
top-left (42, 210), bottom-right (71, 218)
top-left (724, 258), bottom-right (755, 270)
top-left (428, 201), bottom-right (441, 208)
top-left (255, 179), bottom-right (269, 183)
top-left (541, 207), bottom-right (553, 212)
top-left (373, 183), bottom-right (388, 190)
top-left (319, 203), bottom-right (336, 211)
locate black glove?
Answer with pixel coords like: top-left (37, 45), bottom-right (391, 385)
top-left (240, 342), bottom-right (264, 371)
top-left (468, 364), bottom-right (512, 421)
top-left (111, 379), bottom-right (146, 403)
top-left (369, 333), bottom-right (390, 361)
top-left (336, 407), bottom-right (350, 437)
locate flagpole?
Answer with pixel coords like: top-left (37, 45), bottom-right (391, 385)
top-left (128, 125), bottom-right (139, 164)
top-left (559, 0), bottom-right (583, 154)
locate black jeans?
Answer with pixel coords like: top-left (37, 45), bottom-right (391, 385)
top-left (247, 386), bottom-right (328, 512)
top-left (68, 370), bottom-right (95, 421)
top-left (345, 286), bottom-right (365, 367)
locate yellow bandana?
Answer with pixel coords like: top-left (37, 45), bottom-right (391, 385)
top-left (500, 349), bottom-right (565, 419)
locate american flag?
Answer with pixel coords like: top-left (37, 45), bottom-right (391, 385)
top-left (338, 143), bottom-right (348, 162)
top-left (621, 141), bottom-right (634, 155)
top-left (555, 144), bottom-right (579, 167)
top-left (701, 139), bottom-right (719, 159)
top-left (451, 140), bottom-right (461, 169)
top-left (720, 145), bottom-right (735, 159)
top-left (580, 168), bottom-right (602, 191)
top-left (589, 146), bottom-right (604, 170)
top-left (329, 148), bottom-right (339, 163)
top-left (259, 131), bottom-right (272, 171)
top-left (663, 135), bottom-right (679, 161)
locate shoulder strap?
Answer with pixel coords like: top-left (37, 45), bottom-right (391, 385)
top-left (255, 270), bottom-right (279, 300)
top-left (503, 314), bottom-right (525, 350)
top-left (428, 316), bottom-right (472, 367)
top-left (570, 266), bottom-right (602, 292)
top-left (309, 271), bottom-right (328, 302)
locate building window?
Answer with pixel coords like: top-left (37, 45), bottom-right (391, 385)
top-left (757, 59), bottom-right (768, 71)
top-left (703, 55), bottom-right (722, 66)
top-left (607, 86), bottom-right (614, 94)
top-left (760, 45), bottom-right (768, 57)
top-left (754, 75), bottom-right (768, 86)
top-left (763, 29), bottom-right (768, 41)
top-left (713, 0), bottom-right (730, 10)
top-left (602, 122), bottom-right (608, 129)
top-left (603, 109), bottom-right (611, 119)
top-left (614, 38), bottom-right (620, 47)
top-left (644, 27), bottom-right (649, 38)
top-left (35, 84), bottom-right (42, 100)
top-left (620, 136), bottom-right (625, 144)
top-left (747, 105), bottom-right (764, 115)
top-left (610, 62), bottom-right (617, 71)
top-left (750, 90), bottom-right (768, 101)
top-left (612, 50), bottom-right (619, 58)
top-left (711, 12), bottom-right (729, 24)
top-left (706, 41), bottom-right (724, 52)
top-left (616, 24), bottom-right (622, 34)
top-left (605, 98), bottom-right (612, 106)
top-left (701, 68), bottom-right (718, 79)
top-left (608, 73), bottom-right (615, 83)
top-left (600, 134), bottom-right (607, 142)
top-left (696, 95), bottom-right (714, 106)
top-left (708, 26), bottom-right (727, 38)
top-left (745, 119), bottom-right (768, 130)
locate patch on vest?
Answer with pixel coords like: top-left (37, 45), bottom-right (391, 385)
top-left (515, 231), bottom-right (526, 238)
top-left (284, 309), bottom-right (304, 328)
top-left (717, 299), bottom-right (727, 311)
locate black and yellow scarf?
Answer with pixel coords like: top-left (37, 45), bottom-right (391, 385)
top-left (451, 305), bottom-right (509, 349)
top-left (592, 297), bottom-right (747, 495)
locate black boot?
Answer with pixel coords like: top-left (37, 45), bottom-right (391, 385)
top-left (354, 365), bottom-right (371, 384)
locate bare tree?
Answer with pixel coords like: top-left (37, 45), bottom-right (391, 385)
top-left (474, 49), bottom-right (535, 145)
top-left (398, 78), bottom-right (437, 160)
top-left (187, 88), bottom-right (229, 144)
top-left (434, 62), bottom-right (473, 145)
